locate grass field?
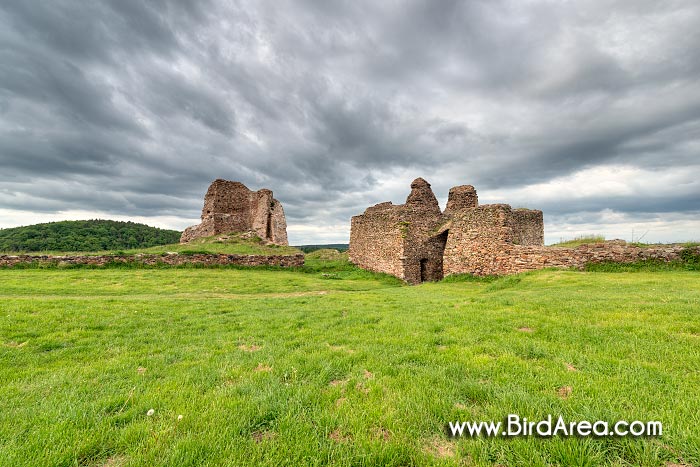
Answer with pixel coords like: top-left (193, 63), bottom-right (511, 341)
top-left (1, 258), bottom-right (699, 466)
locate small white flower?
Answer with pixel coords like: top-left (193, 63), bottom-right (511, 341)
top-left (147, 409), bottom-right (155, 416)
top-left (177, 414), bottom-right (183, 421)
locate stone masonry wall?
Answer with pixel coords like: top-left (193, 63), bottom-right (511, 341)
top-left (348, 203), bottom-right (406, 279)
top-left (399, 178), bottom-right (446, 284)
top-left (443, 204), bottom-right (514, 276)
top-left (444, 185), bottom-right (478, 214)
top-left (0, 253), bottom-right (304, 268)
top-left (510, 208), bottom-right (544, 246)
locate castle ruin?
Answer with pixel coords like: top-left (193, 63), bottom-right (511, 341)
top-left (181, 179), bottom-right (289, 245)
top-left (349, 178), bottom-right (543, 283)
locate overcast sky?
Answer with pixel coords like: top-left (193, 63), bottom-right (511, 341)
top-left (1, 0), bottom-right (699, 244)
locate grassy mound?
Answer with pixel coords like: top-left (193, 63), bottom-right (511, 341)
top-left (304, 248), bottom-right (347, 261)
top-left (298, 244), bottom-right (349, 253)
top-left (549, 235), bottom-right (606, 247)
top-left (130, 233), bottom-right (302, 256)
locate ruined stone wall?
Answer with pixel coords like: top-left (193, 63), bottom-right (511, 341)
top-left (0, 253), bottom-right (304, 268)
top-left (399, 178), bottom-right (446, 284)
top-left (203, 180), bottom-right (255, 233)
top-left (181, 179), bottom-right (288, 245)
top-left (348, 178), bottom-right (451, 284)
top-left (268, 199), bottom-right (288, 245)
top-left (348, 203), bottom-right (406, 279)
top-left (444, 185), bottom-right (478, 214)
top-left (443, 241), bottom-right (698, 276)
top-left (514, 242), bottom-right (698, 273)
top-left (442, 202), bottom-right (694, 276)
top-left (401, 220), bottom-right (447, 284)
top-left (443, 204), bottom-right (514, 276)
top-left (350, 177), bottom-right (695, 281)
top-left (349, 179), bottom-right (546, 283)
top-left (404, 229), bottom-right (448, 284)
top-left (510, 209), bottom-right (544, 246)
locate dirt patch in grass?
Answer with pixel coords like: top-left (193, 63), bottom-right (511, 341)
top-left (3, 340), bottom-right (28, 348)
top-left (329, 429), bottom-right (352, 443)
top-left (327, 344), bottom-right (355, 354)
top-left (363, 369), bottom-right (374, 379)
top-left (335, 397), bottom-right (347, 407)
top-left (371, 427), bottom-right (392, 442)
top-left (136, 366), bottom-right (147, 374)
top-left (239, 344), bottom-right (261, 352)
top-left (557, 386), bottom-right (573, 399)
top-left (254, 364), bottom-right (272, 372)
top-left (100, 454), bottom-right (128, 467)
top-left (565, 363), bottom-right (578, 372)
top-left (252, 430), bottom-right (277, 443)
top-left (423, 437), bottom-right (456, 458)
top-left (329, 378), bottom-right (348, 387)
top-left (518, 327), bottom-right (534, 333)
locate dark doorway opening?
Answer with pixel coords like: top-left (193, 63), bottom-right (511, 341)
top-left (415, 230), bottom-right (449, 283)
top-left (266, 213), bottom-right (272, 240)
top-left (420, 258), bottom-right (429, 282)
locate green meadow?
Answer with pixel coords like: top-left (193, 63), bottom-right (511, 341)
top-left (1, 256), bottom-right (699, 466)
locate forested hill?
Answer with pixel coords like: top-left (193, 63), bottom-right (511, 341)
top-left (0, 220), bottom-right (181, 252)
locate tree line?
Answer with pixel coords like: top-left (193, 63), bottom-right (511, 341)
top-left (0, 220), bottom-right (181, 252)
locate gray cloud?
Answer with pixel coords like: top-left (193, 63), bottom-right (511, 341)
top-left (0, 0), bottom-right (699, 243)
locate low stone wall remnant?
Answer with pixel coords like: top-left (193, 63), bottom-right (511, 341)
top-left (445, 241), bottom-right (700, 277)
top-left (0, 253), bottom-right (305, 268)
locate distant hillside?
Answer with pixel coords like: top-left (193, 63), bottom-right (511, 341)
top-left (297, 244), bottom-right (349, 253)
top-left (0, 220), bottom-right (181, 252)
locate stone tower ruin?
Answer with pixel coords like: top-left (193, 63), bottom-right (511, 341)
top-left (181, 179), bottom-right (289, 245)
top-left (348, 178), bottom-right (543, 283)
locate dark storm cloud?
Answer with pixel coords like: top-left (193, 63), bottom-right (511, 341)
top-left (0, 0), bottom-right (699, 241)
top-left (537, 192), bottom-right (700, 217)
top-left (474, 94), bottom-right (700, 188)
